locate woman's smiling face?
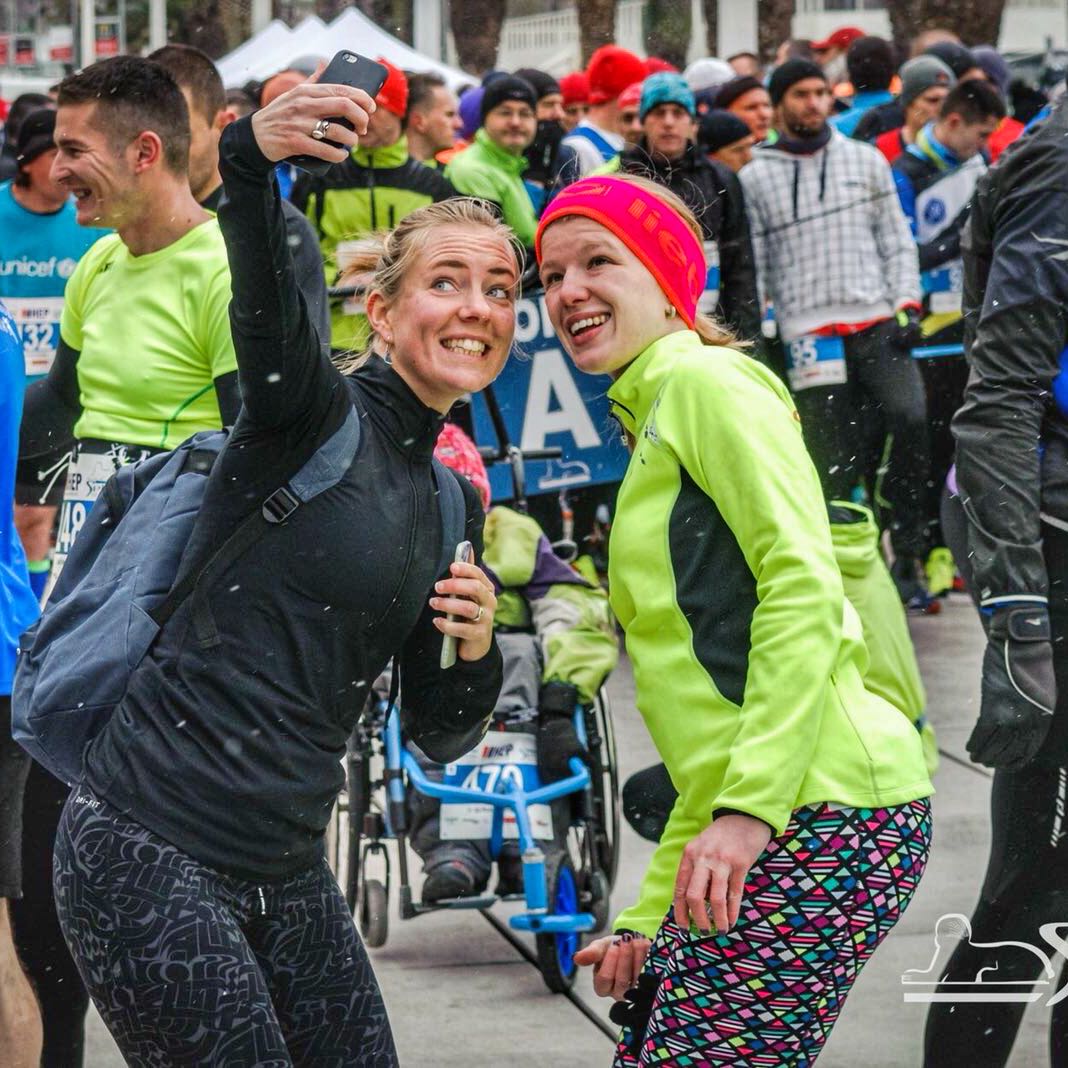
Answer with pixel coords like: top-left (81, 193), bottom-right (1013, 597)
top-left (539, 216), bottom-right (686, 378)
top-left (367, 224), bottom-right (518, 411)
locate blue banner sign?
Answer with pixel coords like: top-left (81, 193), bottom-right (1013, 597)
top-left (470, 291), bottom-right (629, 502)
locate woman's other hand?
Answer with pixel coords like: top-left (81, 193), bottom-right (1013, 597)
top-left (674, 813), bottom-right (772, 935)
top-left (250, 76), bottom-right (374, 165)
top-left (573, 934), bottom-right (652, 1000)
top-left (430, 561), bottom-right (497, 662)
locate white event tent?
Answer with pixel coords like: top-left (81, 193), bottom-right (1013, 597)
top-left (217, 9), bottom-right (474, 91)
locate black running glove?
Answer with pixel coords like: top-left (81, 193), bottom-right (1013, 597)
top-left (967, 606), bottom-right (1056, 770)
top-left (537, 681), bottom-right (584, 782)
top-left (889, 307), bottom-right (924, 351)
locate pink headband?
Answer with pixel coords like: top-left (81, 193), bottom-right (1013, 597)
top-left (535, 176), bottom-right (706, 328)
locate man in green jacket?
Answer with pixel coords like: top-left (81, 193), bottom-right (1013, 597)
top-left (446, 75), bottom-right (540, 251)
top-left (290, 58), bottom-right (455, 351)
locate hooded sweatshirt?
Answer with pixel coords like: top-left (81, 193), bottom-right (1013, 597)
top-left (740, 129), bottom-right (920, 341)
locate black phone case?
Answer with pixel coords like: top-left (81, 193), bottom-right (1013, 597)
top-left (285, 51), bottom-right (389, 176)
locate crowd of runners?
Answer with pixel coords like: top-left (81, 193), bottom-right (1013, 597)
top-left (0, 20), bottom-right (1064, 1068)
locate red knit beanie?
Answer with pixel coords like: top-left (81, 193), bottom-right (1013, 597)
top-left (375, 57), bottom-right (409, 118)
top-left (617, 81), bottom-right (644, 112)
top-left (559, 71), bottom-right (590, 107)
top-left (645, 56), bottom-right (679, 75)
top-left (586, 46), bottom-right (647, 105)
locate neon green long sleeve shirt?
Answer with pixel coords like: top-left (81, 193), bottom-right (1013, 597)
top-left (607, 332), bottom-right (932, 937)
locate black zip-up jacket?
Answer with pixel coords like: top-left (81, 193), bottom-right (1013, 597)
top-left (84, 117), bottom-right (502, 881)
top-left (853, 100), bottom-right (905, 143)
top-left (952, 95), bottom-right (1068, 609)
top-left (615, 140), bottom-right (762, 343)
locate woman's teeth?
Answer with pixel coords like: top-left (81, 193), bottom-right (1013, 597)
top-left (442, 338), bottom-right (487, 354)
top-left (570, 314), bottom-right (609, 336)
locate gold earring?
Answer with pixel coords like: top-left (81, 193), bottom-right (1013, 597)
top-left (664, 306), bottom-right (678, 319)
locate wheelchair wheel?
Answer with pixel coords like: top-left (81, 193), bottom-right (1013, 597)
top-left (586, 868), bottom-right (611, 933)
top-left (536, 853), bottom-right (580, 993)
top-left (358, 877), bottom-right (389, 949)
top-left (584, 688), bottom-right (621, 890)
top-left (344, 745), bottom-right (372, 912)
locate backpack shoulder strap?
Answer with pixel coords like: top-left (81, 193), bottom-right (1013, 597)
top-left (432, 459), bottom-right (467, 579)
top-left (151, 406), bottom-right (363, 629)
top-left (572, 124), bottom-right (618, 162)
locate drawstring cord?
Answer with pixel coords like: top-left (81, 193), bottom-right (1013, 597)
top-left (793, 151), bottom-right (829, 223)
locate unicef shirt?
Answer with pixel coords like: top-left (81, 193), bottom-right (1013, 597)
top-left (0, 182), bottom-right (108, 383)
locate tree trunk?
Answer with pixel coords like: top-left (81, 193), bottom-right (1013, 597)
top-left (646, 0), bottom-right (691, 69)
top-left (756, 0), bottom-right (794, 67)
top-left (222, 0), bottom-right (250, 52)
top-left (891, 0), bottom-right (1006, 48)
top-left (578, 0), bottom-right (616, 66)
top-left (450, 0), bottom-right (506, 75)
top-left (371, 0), bottom-right (413, 44)
top-left (702, 0), bottom-right (718, 58)
top-left (171, 0), bottom-right (231, 57)
top-left (316, 0), bottom-right (349, 21)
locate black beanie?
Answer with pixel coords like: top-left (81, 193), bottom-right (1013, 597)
top-left (698, 110), bottom-right (752, 153)
top-left (715, 76), bottom-right (764, 111)
top-left (846, 36), bottom-right (895, 92)
top-left (14, 107), bottom-right (56, 165)
top-left (768, 59), bottom-right (825, 106)
top-left (514, 67), bottom-right (560, 103)
top-left (480, 76), bottom-right (537, 122)
top-left (925, 41), bottom-right (978, 80)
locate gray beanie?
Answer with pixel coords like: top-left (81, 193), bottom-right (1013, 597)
top-left (899, 55), bottom-right (956, 108)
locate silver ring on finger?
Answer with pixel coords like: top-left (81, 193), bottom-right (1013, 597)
top-left (310, 118), bottom-right (331, 141)
top-left (474, 604), bottom-right (484, 623)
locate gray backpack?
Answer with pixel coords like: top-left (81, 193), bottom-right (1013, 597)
top-left (13, 407), bottom-right (465, 784)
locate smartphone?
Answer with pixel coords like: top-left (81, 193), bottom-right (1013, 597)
top-left (439, 540), bottom-right (474, 670)
top-left (285, 51), bottom-right (388, 175)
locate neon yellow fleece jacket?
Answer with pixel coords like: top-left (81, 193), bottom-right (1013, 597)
top-left (607, 332), bottom-right (933, 937)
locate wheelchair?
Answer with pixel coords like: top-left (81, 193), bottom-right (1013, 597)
top-left (330, 684), bottom-right (620, 993)
top-left (327, 392), bottom-right (621, 992)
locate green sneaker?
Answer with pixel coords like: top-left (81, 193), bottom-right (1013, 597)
top-left (926, 546), bottom-right (956, 598)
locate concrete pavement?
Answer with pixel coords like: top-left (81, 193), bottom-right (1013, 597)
top-left (83, 596), bottom-right (1057, 1065)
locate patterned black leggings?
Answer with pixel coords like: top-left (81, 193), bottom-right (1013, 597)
top-left (53, 785), bottom-right (397, 1067)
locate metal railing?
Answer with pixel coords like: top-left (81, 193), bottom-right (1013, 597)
top-left (496, 0), bottom-right (646, 72)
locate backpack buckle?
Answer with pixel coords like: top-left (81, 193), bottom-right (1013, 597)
top-left (262, 486), bottom-right (300, 523)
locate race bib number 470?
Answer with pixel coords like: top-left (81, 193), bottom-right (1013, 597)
top-left (785, 334), bottom-right (847, 393)
top-left (440, 732), bottom-right (553, 842)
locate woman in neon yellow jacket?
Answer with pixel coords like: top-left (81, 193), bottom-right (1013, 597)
top-left (535, 174), bottom-right (934, 1066)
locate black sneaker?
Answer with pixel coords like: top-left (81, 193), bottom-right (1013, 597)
top-left (422, 861), bottom-right (479, 904)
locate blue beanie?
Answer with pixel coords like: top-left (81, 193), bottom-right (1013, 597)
top-left (640, 72), bottom-right (696, 121)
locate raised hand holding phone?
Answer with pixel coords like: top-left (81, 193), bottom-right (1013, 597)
top-left (249, 51), bottom-right (382, 171)
top-left (285, 52), bottom-right (388, 174)
top-left (431, 541), bottom-right (497, 668)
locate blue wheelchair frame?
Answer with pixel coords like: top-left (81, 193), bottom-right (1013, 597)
top-left (378, 701), bottom-right (597, 938)
top-left (911, 343), bottom-right (964, 359)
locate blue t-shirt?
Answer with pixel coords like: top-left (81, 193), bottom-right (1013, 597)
top-left (0, 183), bottom-right (109, 383)
top-left (830, 90), bottom-right (896, 138)
top-left (0, 303), bottom-right (40, 692)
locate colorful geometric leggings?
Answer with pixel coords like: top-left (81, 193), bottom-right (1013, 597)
top-left (614, 799), bottom-right (932, 1067)
top-left (53, 785), bottom-right (398, 1067)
